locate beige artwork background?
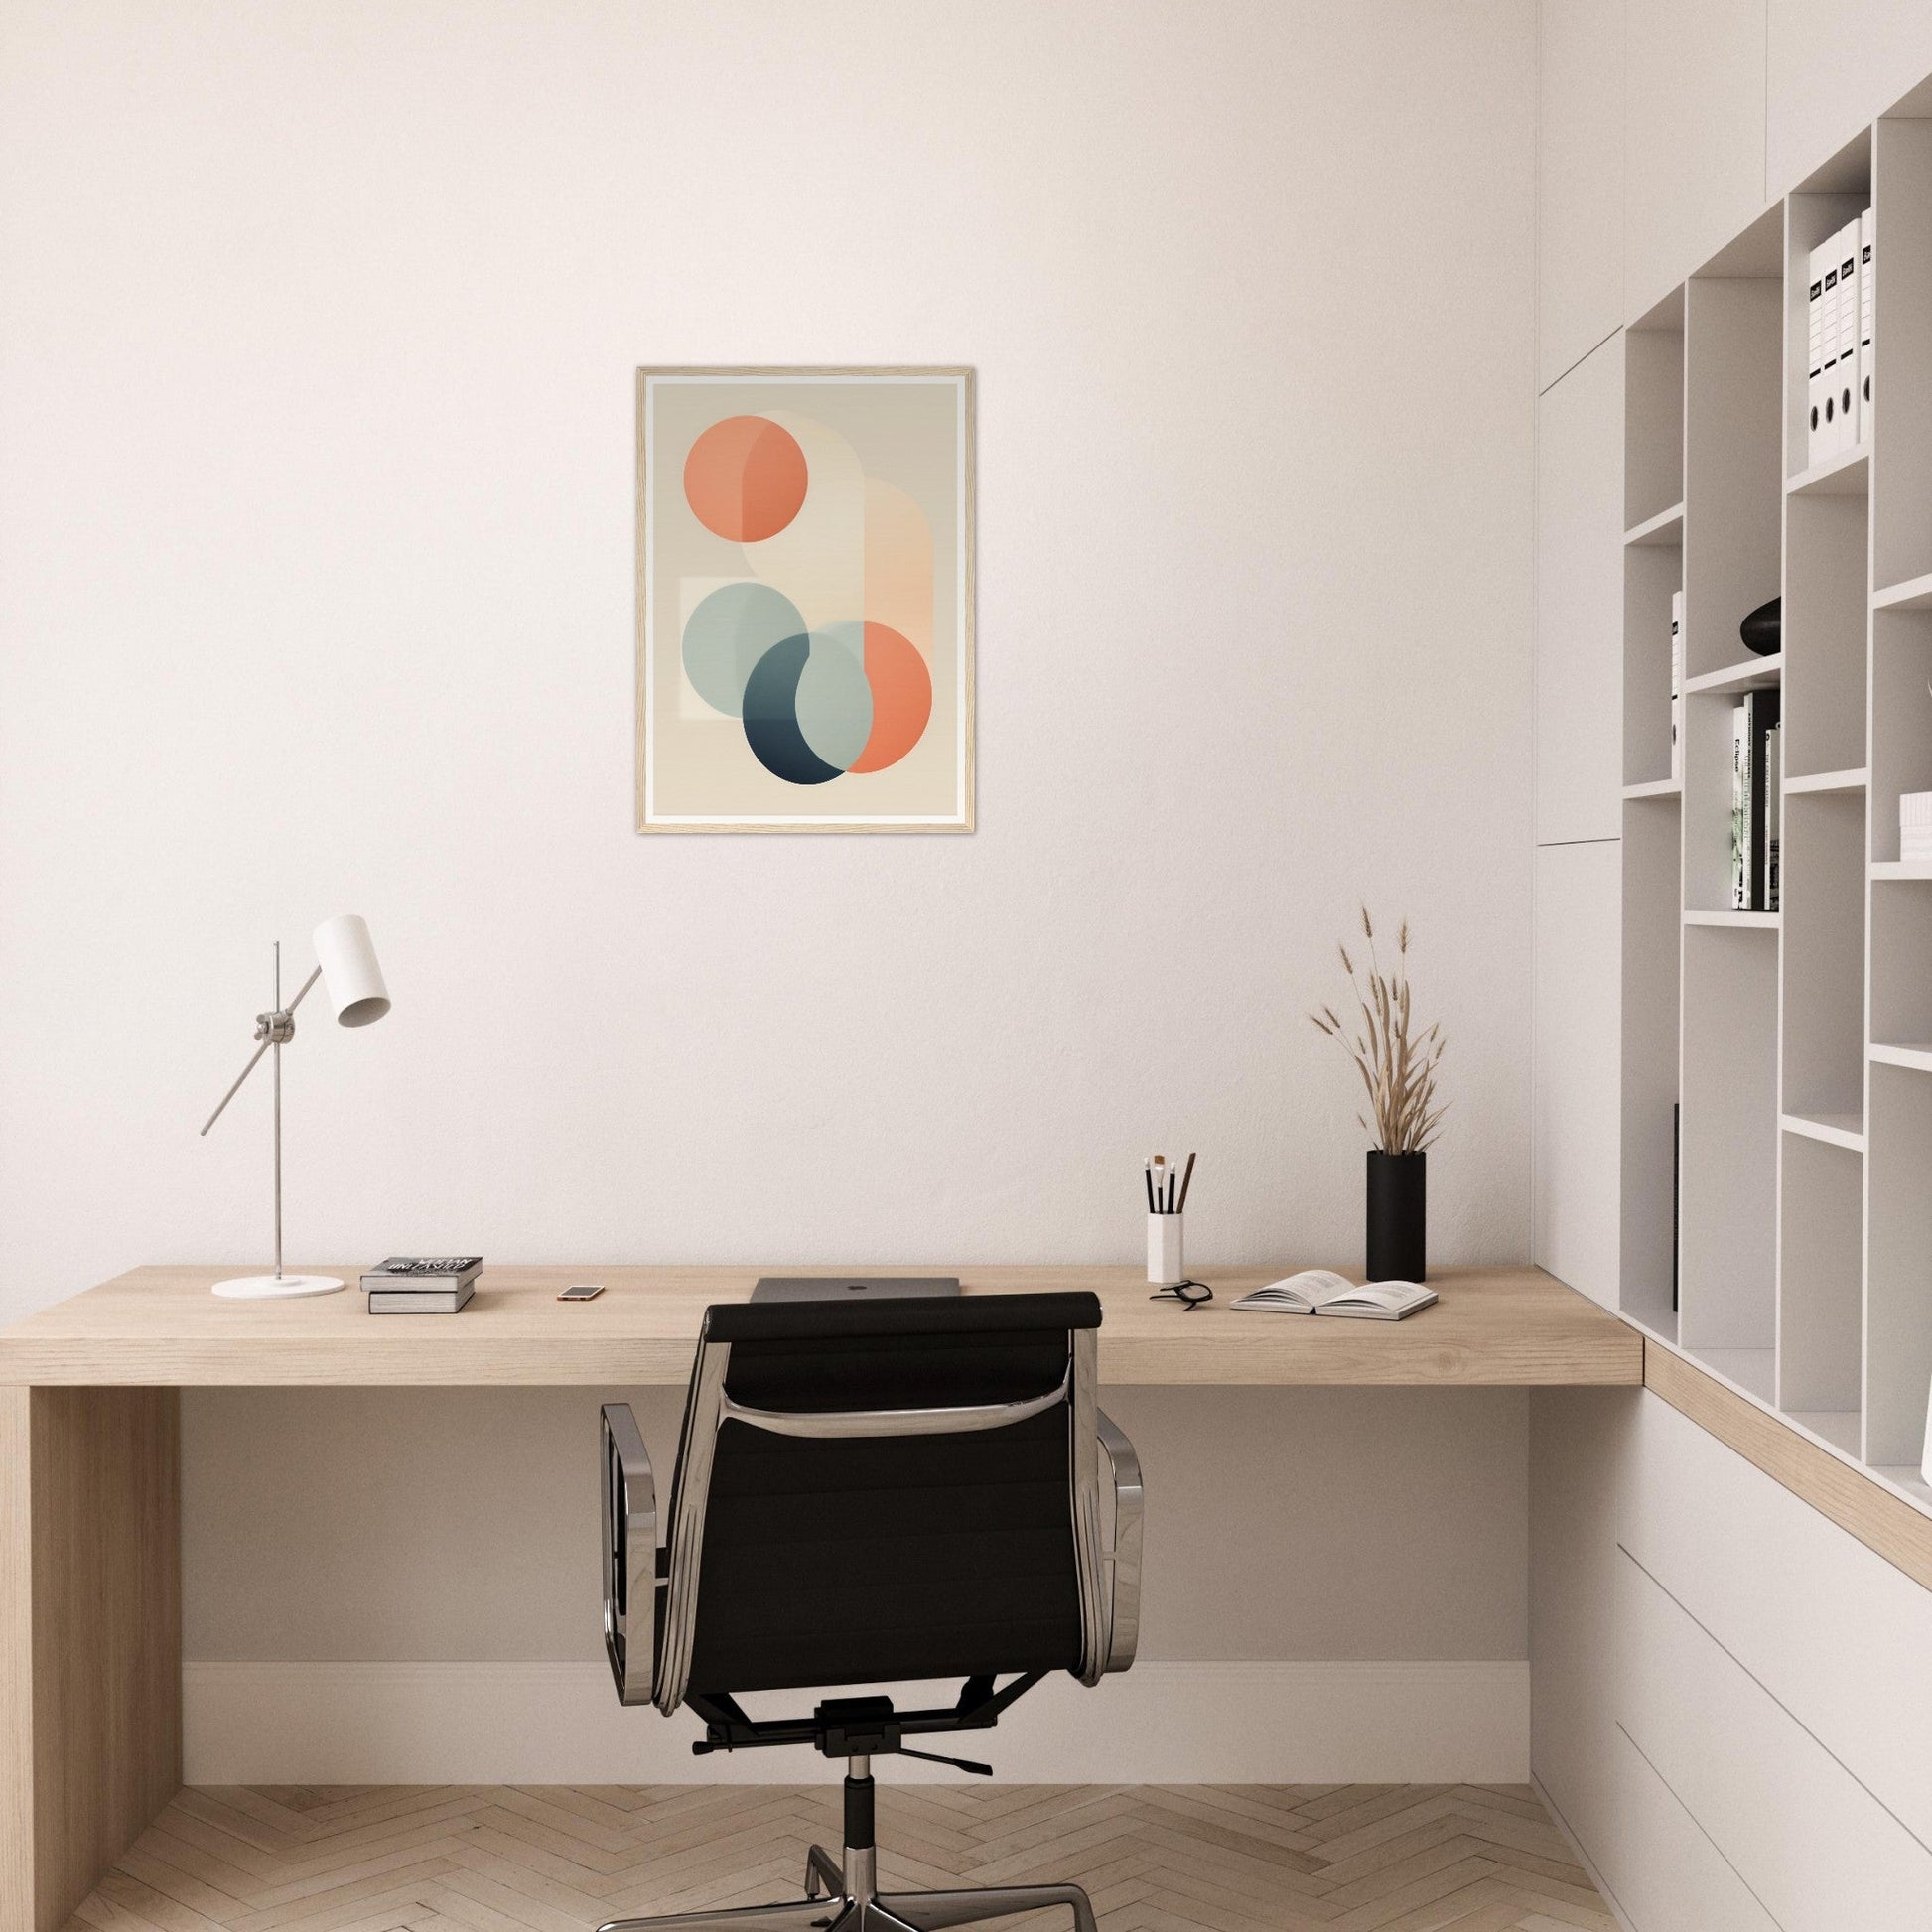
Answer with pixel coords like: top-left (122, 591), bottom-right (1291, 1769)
top-left (636, 370), bottom-right (972, 830)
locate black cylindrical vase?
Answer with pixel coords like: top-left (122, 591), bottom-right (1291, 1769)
top-left (1366, 1150), bottom-right (1426, 1282)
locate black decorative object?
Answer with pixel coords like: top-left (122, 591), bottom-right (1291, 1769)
top-left (1671, 1102), bottom-right (1681, 1313)
top-left (1366, 1150), bottom-right (1426, 1282)
top-left (1740, 595), bottom-right (1781, 657)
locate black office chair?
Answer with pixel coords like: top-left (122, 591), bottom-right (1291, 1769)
top-left (597, 1291), bottom-right (1143, 1932)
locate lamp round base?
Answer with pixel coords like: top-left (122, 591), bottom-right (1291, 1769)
top-left (210, 1273), bottom-right (345, 1300)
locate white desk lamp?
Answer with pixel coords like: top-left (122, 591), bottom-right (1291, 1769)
top-left (200, 914), bottom-right (390, 1299)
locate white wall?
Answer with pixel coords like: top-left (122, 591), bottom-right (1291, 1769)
top-left (0, 1), bottom-right (1539, 1766)
top-left (0, 0), bottom-right (1536, 1309)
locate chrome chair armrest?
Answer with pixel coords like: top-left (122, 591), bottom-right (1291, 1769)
top-left (719, 1367), bottom-right (1068, 1439)
top-left (601, 1403), bottom-right (658, 1707)
top-left (1095, 1408), bottom-right (1143, 1672)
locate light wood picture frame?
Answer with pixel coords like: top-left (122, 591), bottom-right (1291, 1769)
top-left (635, 367), bottom-right (975, 833)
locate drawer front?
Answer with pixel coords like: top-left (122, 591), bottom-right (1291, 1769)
top-left (1621, 1389), bottom-right (1932, 1848)
top-left (1615, 1548), bottom-right (1932, 1929)
top-left (1600, 1724), bottom-right (1778, 1932)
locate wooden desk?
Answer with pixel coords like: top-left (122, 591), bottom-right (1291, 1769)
top-left (0, 1262), bottom-right (1637, 1388)
top-left (0, 1262), bottom-right (1634, 1932)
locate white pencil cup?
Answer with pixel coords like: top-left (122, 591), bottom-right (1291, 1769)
top-left (1147, 1213), bottom-right (1185, 1287)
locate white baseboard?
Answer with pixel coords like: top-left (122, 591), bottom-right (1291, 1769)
top-left (183, 1659), bottom-right (1528, 1785)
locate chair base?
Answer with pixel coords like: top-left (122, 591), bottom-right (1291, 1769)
top-left (596, 1844), bottom-right (1097, 1932)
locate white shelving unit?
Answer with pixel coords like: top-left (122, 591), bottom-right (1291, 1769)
top-left (1619, 108), bottom-right (1932, 1518)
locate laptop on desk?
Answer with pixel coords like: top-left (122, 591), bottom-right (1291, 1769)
top-left (751, 1275), bottom-right (962, 1302)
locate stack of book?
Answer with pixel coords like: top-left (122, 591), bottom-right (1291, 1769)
top-left (361, 1256), bottom-right (483, 1313)
top-left (1729, 690), bottom-right (1781, 911)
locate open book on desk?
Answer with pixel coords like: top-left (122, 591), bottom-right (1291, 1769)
top-left (1230, 1270), bottom-right (1437, 1320)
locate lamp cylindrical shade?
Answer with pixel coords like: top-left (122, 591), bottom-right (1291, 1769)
top-left (312, 914), bottom-right (390, 1028)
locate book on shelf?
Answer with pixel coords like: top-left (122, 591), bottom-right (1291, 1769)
top-left (1860, 207), bottom-right (1874, 442)
top-left (1670, 590), bottom-right (1683, 780)
top-left (1807, 240), bottom-right (1828, 465)
top-left (1814, 231), bottom-right (1849, 459)
top-left (1230, 1271), bottom-right (1437, 1320)
top-left (1834, 218), bottom-right (1861, 455)
top-left (1728, 689), bottom-right (1781, 911)
top-left (1765, 721), bottom-right (1781, 911)
top-left (1730, 703), bottom-right (1749, 907)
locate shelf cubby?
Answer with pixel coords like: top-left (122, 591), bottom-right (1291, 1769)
top-left (1780, 790), bottom-right (1866, 1120)
top-left (1868, 608), bottom-right (1932, 861)
top-left (1678, 924), bottom-right (1779, 1362)
top-left (1683, 676), bottom-right (1779, 914)
top-left (1784, 494), bottom-right (1868, 776)
top-left (1625, 288), bottom-right (1684, 532)
top-left (1683, 244), bottom-right (1782, 683)
top-left (1620, 792), bottom-right (1682, 1342)
top-left (1622, 538), bottom-right (1681, 787)
top-left (1866, 1063), bottom-right (1932, 1467)
top-left (1776, 1132), bottom-right (1863, 1432)
top-left (1869, 874), bottom-right (1932, 1048)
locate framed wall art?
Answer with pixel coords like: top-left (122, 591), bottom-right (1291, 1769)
top-left (635, 366), bottom-right (974, 832)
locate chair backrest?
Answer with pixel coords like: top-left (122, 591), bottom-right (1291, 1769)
top-left (652, 1291), bottom-right (1106, 1713)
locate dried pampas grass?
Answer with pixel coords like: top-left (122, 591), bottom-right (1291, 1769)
top-left (1310, 907), bottom-right (1448, 1154)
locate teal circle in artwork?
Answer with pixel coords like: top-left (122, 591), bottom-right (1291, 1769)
top-left (742, 633), bottom-right (838, 784)
top-left (792, 622), bottom-right (873, 772)
top-left (742, 628), bottom-right (876, 785)
top-left (681, 582), bottom-right (806, 717)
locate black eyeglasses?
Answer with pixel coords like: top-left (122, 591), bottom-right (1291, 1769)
top-left (1149, 1279), bottom-right (1214, 1311)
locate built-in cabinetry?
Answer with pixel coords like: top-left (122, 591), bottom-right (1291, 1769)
top-left (1617, 93), bottom-right (1932, 1514)
top-left (1532, 26), bottom-right (1932, 1932)
top-left (1532, 1384), bottom-right (1932, 1931)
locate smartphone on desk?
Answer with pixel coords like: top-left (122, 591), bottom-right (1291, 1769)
top-left (558, 1283), bottom-right (605, 1301)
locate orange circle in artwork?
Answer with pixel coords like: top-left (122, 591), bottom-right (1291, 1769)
top-left (847, 623), bottom-right (933, 773)
top-left (682, 416), bottom-right (809, 542)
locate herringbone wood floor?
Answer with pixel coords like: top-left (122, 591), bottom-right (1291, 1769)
top-left (67, 1785), bottom-right (1615, 1932)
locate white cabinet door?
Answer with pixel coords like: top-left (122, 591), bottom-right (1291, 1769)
top-left (1768, 1), bottom-right (1932, 196)
top-left (1625, 0), bottom-right (1768, 317)
top-left (1615, 1548), bottom-right (1932, 1929)
top-left (1533, 841), bottom-right (1621, 1306)
top-left (1602, 1725), bottom-right (1780, 1932)
top-left (1622, 1390), bottom-right (1932, 1849)
top-left (1536, 338), bottom-right (1624, 844)
top-left (1538, 0), bottom-right (1624, 389)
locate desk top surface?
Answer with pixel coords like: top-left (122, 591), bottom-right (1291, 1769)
top-left (0, 1263), bottom-right (1640, 1387)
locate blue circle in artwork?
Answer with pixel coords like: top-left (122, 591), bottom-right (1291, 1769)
top-left (681, 582), bottom-right (806, 718)
top-left (741, 633), bottom-right (844, 785)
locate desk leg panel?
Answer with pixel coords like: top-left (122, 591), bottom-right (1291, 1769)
top-left (0, 1387), bottom-right (182, 1932)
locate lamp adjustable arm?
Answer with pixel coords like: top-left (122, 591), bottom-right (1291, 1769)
top-left (199, 964), bottom-right (322, 1137)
